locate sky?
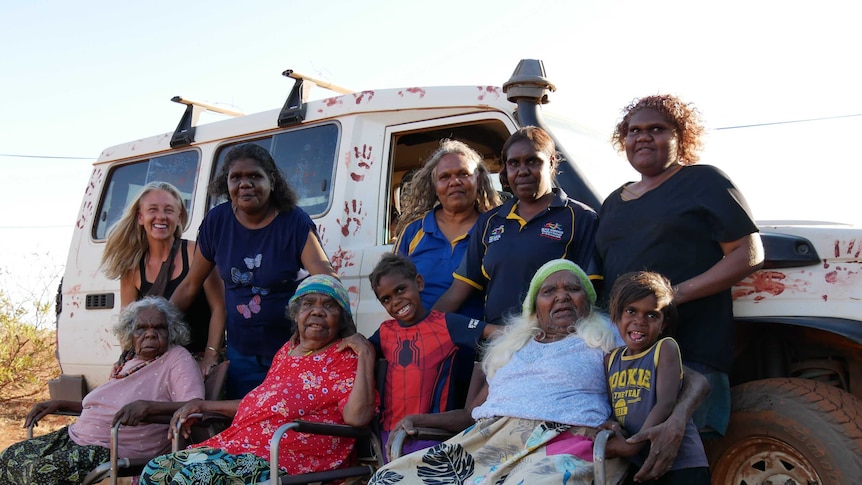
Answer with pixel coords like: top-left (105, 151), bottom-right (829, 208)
top-left (1, 0), bottom-right (860, 311)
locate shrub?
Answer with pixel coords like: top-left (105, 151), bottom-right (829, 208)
top-left (0, 290), bottom-right (57, 402)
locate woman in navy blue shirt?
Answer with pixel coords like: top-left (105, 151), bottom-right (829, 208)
top-left (172, 144), bottom-right (336, 399)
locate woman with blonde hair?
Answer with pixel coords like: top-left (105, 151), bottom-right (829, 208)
top-left (101, 182), bottom-right (225, 376)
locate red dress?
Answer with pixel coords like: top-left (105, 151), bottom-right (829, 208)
top-left (196, 341), bottom-right (359, 474)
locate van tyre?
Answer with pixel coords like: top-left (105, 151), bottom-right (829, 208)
top-left (706, 377), bottom-right (862, 485)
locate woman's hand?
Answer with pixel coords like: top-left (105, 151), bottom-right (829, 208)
top-left (198, 352), bottom-right (220, 378)
top-left (337, 333), bottom-right (375, 358)
top-left (169, 398), bottom-right (206, 440)
top-left (113, 400), bottom-right (152, 426)
top-left (24, 400), bottom-right (73, 428)
top-left (626, 411), bottom-right (686, 481)
top-left (339, 334), bottom-right (378, 427)
top-left (385, 416), bottom-right (420, 459)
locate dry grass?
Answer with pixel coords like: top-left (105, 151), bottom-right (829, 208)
top-left (0, 396), bottom-right (76, 450)
top-left (0, 330), bottom-right (76, 451)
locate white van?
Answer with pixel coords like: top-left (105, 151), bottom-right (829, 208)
top-left (57, 60), bottom-right (862, 483)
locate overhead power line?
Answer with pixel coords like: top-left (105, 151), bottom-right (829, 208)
top-left (716, 113), bottom-right (862, 130)
top-left (0, 225), bottom-right (72, 229)
top-left (0, 153), bottom-right (95, 160)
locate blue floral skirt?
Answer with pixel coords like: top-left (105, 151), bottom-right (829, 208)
top-left (139, 446), bottom-right (270, 485)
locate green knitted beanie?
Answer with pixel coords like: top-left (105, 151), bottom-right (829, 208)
top-left (522, 259), bottom-right (596, 317)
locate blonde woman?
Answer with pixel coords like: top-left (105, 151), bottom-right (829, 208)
top-left (101, 182), bottom-right (225, 376)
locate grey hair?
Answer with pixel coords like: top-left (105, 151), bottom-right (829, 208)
top-left (481, 304), bottom-right (617, 379)
top-left (113, 296), bottom-right (191, 352)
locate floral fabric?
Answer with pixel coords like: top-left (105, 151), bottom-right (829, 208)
top-left (140, 447), bottom-right (269, 485)
top-left (140, 341), bottom-right (360, 484)
top-left (369, 416), bottom-right (629, 485)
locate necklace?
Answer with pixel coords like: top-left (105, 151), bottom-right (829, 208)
top-left (290, 345), bottom-right (314, 357)
top-left (111, 350), bottom-right (162, 379)
top-left (290, 339), bottom-right (338, 357)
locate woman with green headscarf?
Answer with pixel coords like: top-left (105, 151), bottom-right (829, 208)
top-left (371, 259), bottom-right (629, 484)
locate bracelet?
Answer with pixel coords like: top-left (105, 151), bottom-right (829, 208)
top-left (206, 346), bottom-right (219, 354)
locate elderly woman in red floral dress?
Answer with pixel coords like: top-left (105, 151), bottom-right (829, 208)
top-left (140, 275), bottom-right (377, 484)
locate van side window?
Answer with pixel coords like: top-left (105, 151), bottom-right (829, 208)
top-left (93, 151), bottom-right (199, 239)
top-left (211, 123), bottom-right (338, 216)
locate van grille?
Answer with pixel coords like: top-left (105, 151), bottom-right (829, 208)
top-left (85, 293), bottom-right (115, 309)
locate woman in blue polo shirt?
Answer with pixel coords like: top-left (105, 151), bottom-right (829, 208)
top-left (392, 139), bottom-right (502, 409)
top-left (434, 126), bottom-right (600, 325)
top-left (393, 139), bottom-right (501, 320)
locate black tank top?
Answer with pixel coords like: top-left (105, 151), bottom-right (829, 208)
top-left (139, 239), bottom-right (211, 353)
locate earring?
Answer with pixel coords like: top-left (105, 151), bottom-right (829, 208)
top-left (534, 329), bottom-right (546, 342)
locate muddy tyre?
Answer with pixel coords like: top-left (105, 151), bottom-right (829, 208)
top-left (706, 377), bottom-right (862, 484)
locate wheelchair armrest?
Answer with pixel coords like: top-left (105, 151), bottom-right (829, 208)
top-left (268, 420), bottom-right (379, 485)
top-left (26, 410), bottom-right (81, 439)
top-left (290, 420), bottom-right (372, 439)
top-left (388, 427), bottom-right (456, 461)
top-left (593, 429), bottom-right (614, 485)
top-left (171, 412), bottom-right (233, 453)
top-left (107, 413), bottom-right (187, 485)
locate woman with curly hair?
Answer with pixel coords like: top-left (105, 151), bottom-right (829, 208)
top-left (393, 139), bottom-right (501, 320)
top-left (171, 143), bottom-right (336, 399)
top-left (0, 297), bottom-right (203, 485)
top-left (596, 95), bottom-right (764, 466)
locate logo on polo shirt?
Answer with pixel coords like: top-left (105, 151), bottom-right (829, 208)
top-left (540, 222), bottom-right (564, 240)
top-left (488, 225), bottom-right (505, 243)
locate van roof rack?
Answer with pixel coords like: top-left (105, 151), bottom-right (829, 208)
top-left (170, 96), bottom-right (244, 148)
top-left (278, 70), bottom-right (354, 127)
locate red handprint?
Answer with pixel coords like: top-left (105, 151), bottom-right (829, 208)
top-left (477, 86), bottom-right (501, 101)
top-left (330, 246), bottom-right (356, 274)
top-left (353, 90), bottom-right (375, 104)
top-left (350, 145), bottom-right (374, 182)
top-left (317, 223), bottom-right (329, 247)
top-left (337, 200), bottom-right (364, 236)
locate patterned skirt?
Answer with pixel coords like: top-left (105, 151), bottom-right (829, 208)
top-left (139, 447), bottom-right (270, 485)
top-left (369, 416), bottom-right (628, 485)
top-left (0, 426), bottom-right (110, 485)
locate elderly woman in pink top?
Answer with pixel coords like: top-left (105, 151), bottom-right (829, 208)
top-left (0, 296), bottom-right (204, 485)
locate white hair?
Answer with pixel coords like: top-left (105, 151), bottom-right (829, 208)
top-left (481, 305), bottom-right (618, 379)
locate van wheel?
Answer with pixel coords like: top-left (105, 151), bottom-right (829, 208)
top-left (706, 377), bottom-right (862, 485)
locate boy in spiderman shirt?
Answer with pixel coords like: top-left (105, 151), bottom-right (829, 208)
top-left (368, 253), bottom-right (499, 459)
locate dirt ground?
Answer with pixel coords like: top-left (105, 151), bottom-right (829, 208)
top-left (0, 389), bottom-right (76, 451)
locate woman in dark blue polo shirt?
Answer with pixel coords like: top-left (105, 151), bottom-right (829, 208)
top-left (434, 126), bottom-right (600, 325)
